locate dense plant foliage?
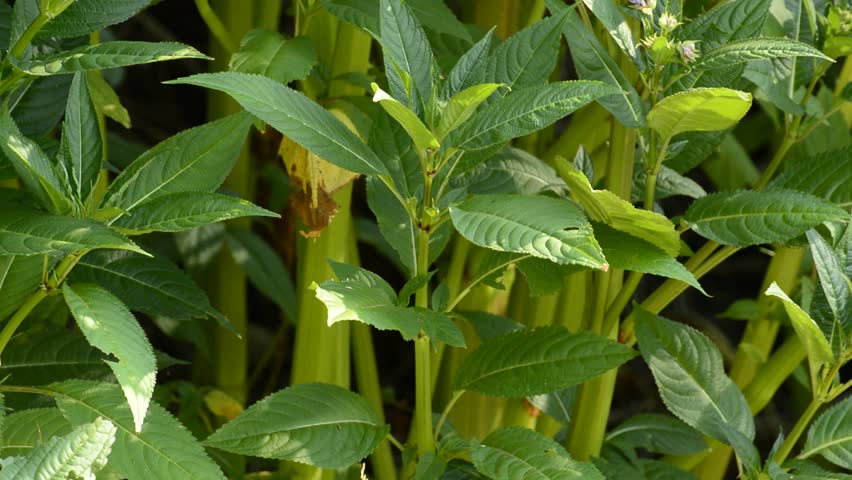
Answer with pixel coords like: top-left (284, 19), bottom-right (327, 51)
top-left (0, 0), bottom-right (850, 479)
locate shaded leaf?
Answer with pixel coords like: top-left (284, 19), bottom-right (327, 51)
top-left (473, 427), bottom-right (603, 479)
top-left (635, 308), bottom-right (755, 443)
top-left (112, 192), bottom-right (277, 235)
top-left (168, 73), bottom-right (386, 175)
top-left (683, 190), bottom-right (847, 247)
top-left (203, 383), bottom-right (389, 469)
top-left (454, 326), bottom-right (636, 396)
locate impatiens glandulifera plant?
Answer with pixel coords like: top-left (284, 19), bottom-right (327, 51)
top-left (0, 0), bottom-right (850, 479)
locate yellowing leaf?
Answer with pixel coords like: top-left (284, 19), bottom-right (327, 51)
top-left (371, 83), bottom-right (439, 151)
top-left (648, 88), bottom-right (752, 142)
top-left (204, 390), bottom-right (244, 421)
top-left (279, 109), bottom-right (360, 236)
top-left (765, 282), bottom-right (834, 382)
top-left (555, 157), bottom-right (681, 257)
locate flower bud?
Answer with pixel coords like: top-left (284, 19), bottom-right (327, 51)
top-left (679, 40), bottom-right (700, 63)
top-left (627, 0), bottom-right (656, 15)
top-left (658, 13), bottom-right (680, 33)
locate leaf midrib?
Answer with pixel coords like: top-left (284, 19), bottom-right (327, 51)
top-left (58, 391), bottom-right (210, 479)
top-left (800, 432), bottom-right (852, 458)
top-left (77, 259), bottom-right (208, 318)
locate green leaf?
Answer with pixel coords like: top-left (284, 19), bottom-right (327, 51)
top-left (472, 427), bottom-right (604, 479)
top-left (15, 42), bottom-right (209, 75)
top-left (398, 271), bottom-right (435, 306)
top-left (518, 258), bottom-right (585, 297)
top-left (320, 0), bottom-right (380, 37)
top-left (167, 73), bottom-right (387, 175)
top-left (103, 112), bottom-right (253, 213)
top-left (229, 30), bottom-right (317, 84)
top-left (436, 83), bottom-right (503, 142)
top-left (86, 71), bottom-right (132, 129)
top-left (0, 208), bottom-right (145, 257)
top-left (405, 0), bottom-right (470, 42)
top-left (0, 105), bottom-right (72, 214)
top-left (633, 163), bottom-right (707, 202)
top-left (63, 283), bottom-right (156, 433)
top-left (70, 251), bottom-right (232, 332)
top-left (225, 229), bottom-right (297, 322)
top-left (549, 1), bottom-right (645, 128)
top-left (803, 395), bottom-right (852, 470)
top-left (371, 83), bottom-right (438, 150)
top-left (37, 0), bottom-right (154, 39)
top-left (0, 255), bottom-right (43, 321)
top-left (0, 408), bottom-right (71, 457)
top-left (112, 192), bottom-right (277, 235)
top-left (10, 75), bottom-right (73, 138)
top-left (595, 224), bottom-right (706, 295)
top-left (694, 38), bottom-right (831, 72)
top-left (449, 194), bottom-right (607, 270)
top-left (528, 387), bottom-right (576, 426)
top-left (634, 308), bottom-right (755, 443)
top-left (448, 81), bottom-right (621, 152)
top-left (768, 146), bottom-right (852, 209)
top-left (367, 177), bottom-right (416, 276)
top-left (580, 0), bottom-right (644, 70)
top-left (648, 88), bottom-right (752, 142)
top-left (683, 190), bottom-right (847, 247)
top-left (59, 72), bottom-right (101, 202)
top-left (379, 0), bottom-right (433, 104)
top-left (0, 3), bottom-right (11, 51)
top-left (807, 230), bottom-right (850, 334)
top-left (446, 29), bottom-right (494, 96)
top-left (605, 414), bottom-right (708, 456)
top-left (787, 460), bottom-right (852, 480)
top-left (459, 311), bottom-right (524, 341)
top-left (46, 380), bottom-right (226, 480)
top-left (451, 147), bottom-right (566, 197)
top-left (555, 157), bottom-right (681, 257)
top-left (203, 383), bottom-right (389, 469)
top-left (765, 282), bottom-right (834, 379)
top-left (454, 326), bottom-right (636, 396)
top-left (0, 329), bottom-right (106, 386)
top-left (0, 417), bottom-right (115, 480)
top-left (314, 264), bottom-right (464, 347)
top-left (485, 11), bottom-right (566, 89)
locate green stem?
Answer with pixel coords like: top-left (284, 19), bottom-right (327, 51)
top-left (0, 289), bottom-right (47, 361)
top-left (566, 271), bottom-right (614, 459)
top-left (352, 323), bottom-right (398, 480)
top-left (774, 397), bottom-right (822, 465)
top-left (414, 226), bottom-right (434, 456)
top-left (10, 13), bottom-right (49, 58)
top-left (434, 390), bottom-right (464, 441)
top-left (0, 252), bottom-right (81, 360)
top-left (195, 0), bottom-right (238, 53)
top-left (744, 336), bottom-right (806, 413)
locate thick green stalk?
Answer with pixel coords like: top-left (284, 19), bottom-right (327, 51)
top-left (414, 226), bottom-right (433, 456)
top-left (202, 0), bottom-right (255, 407)
top-left (566, 271), bottom-right (614, 459)
top-left (352, 323), bottom-right (397, 480)
top-left (290, 184), bottom-right (354, 387)
top-left (565, 121), bottom-right (634, 460)
top-left (693, 247), bottom-right (804, 479)
top-left (254, 0), bottom-right (284, 31)
top-left (744, 336), bottom-right (806, 413)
